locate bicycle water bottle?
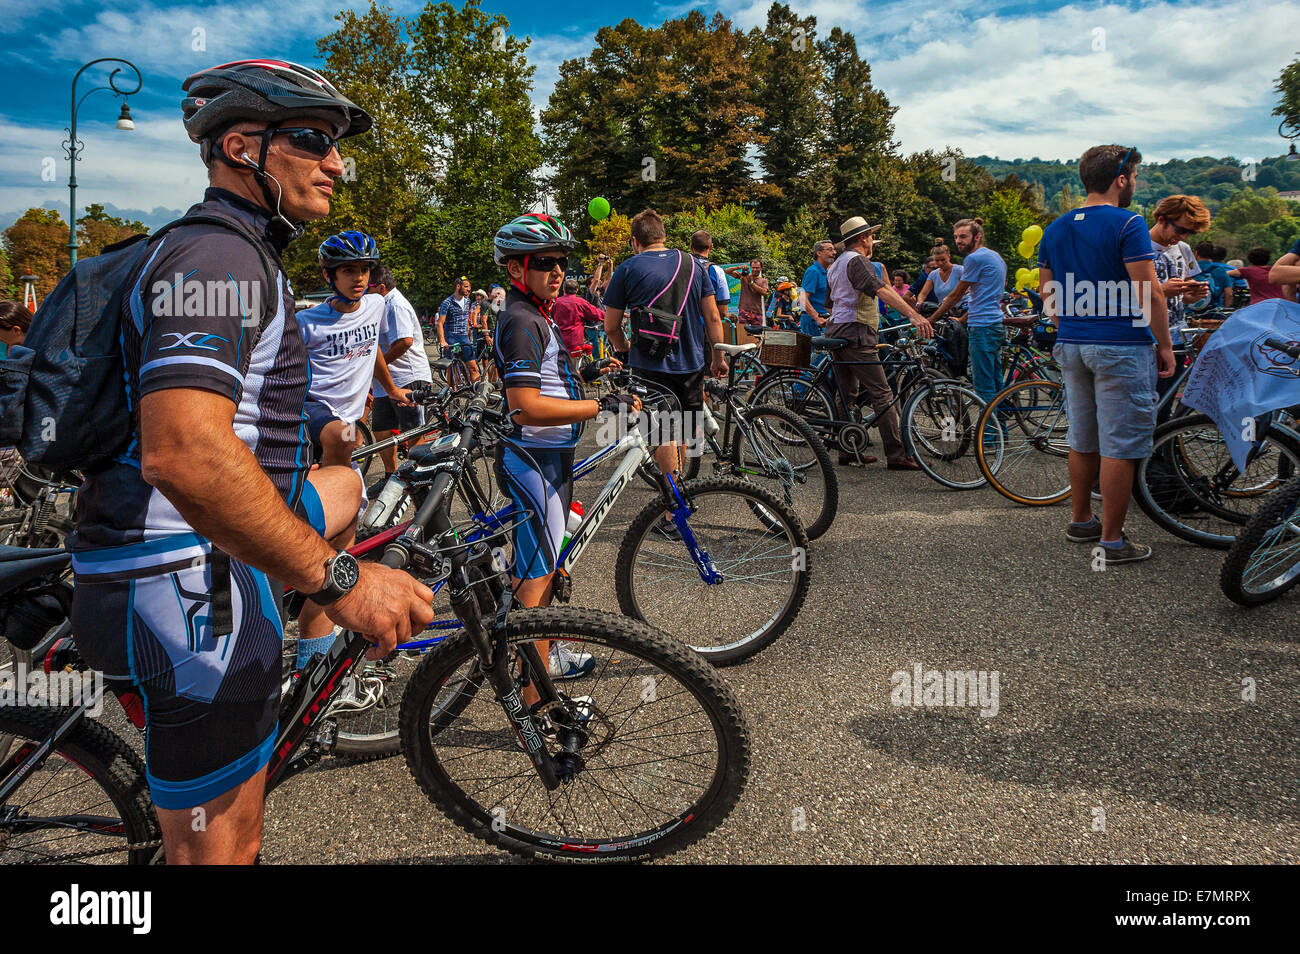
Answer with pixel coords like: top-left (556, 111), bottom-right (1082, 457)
top-left (560, 500), bottom-right (585, 552)
top-left (701, 403), bottom-right (720, 437)
top-left (361, 475), bottom-right (407, 531)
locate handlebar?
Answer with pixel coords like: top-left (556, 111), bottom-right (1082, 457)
top-left (1264, 337), bottom-right (1300, 360)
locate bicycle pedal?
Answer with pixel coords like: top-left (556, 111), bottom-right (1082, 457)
top-left (552, 570), bottom-right (572, 603)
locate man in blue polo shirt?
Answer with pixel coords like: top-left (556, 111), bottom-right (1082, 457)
top-left (1038, 144), bottom-right (1173, 565)
top-left (930, 217), bottom-right (1007, 403)
top-left (800, 239), bottom-right (835, 336)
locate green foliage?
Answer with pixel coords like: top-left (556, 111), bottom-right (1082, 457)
top-left (283, 1), bottom-right (542, 308)
top-left (1274, 55), bottom-right (1300, 138)
top-left (0, 246), bottom-right (13, 300)
top-left (77, 203), bottom-right (147, 260)
top-left (978, 189), bottom-right (1044, 267)
top-left (750, 3), bottom-right (828, 229)
top-left (2, 209), bottom-right (69, 299)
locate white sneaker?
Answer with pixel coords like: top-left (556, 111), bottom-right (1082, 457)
top-left (548, 642), bottom-right (595, 680)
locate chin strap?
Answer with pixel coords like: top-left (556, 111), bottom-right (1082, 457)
top-left (325, 266), bottom-right (365, 305)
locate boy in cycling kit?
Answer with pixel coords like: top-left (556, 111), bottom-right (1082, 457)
top-left (491, 213), bottom-right (634, 678)
top-left (67, 60), bottom-right (433, 864)
top-left (295, 231), bottom-right (413, 666)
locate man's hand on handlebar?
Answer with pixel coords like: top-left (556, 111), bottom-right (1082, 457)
top-left (324, 563), bottom-right (435, 660)
top-left (390, 387), bottom-right (415, 407)
top-left (599, 392), bottom-right (643, 416)
top-left (909, 313), bottom-right (934, 339)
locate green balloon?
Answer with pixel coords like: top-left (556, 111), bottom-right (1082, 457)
top-left (588, 197), bottom-right (611, 220)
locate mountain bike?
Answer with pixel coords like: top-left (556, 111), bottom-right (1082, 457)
top-left (0, 384), bottom-right (751, 864)
top-left (0, 466), bottom-right (79, 549)
top-left (680, 342), bottom-right (838, 539)
top-left (364, 386), bottom-right (811, 668)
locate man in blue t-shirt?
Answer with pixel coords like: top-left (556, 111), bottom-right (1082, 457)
top-left (800, 240), bottom-right (835, 336)
top-left (1037, 144), bottom-right (1173, 566)
top-left (690, 229), bottom-right (731, 316)
top-left (930, 218), bottom-right (1008, 403)
top-left (1194, 242), bottom-right (1231, 309)
top-left (604, 208), bottom-right (728, 478)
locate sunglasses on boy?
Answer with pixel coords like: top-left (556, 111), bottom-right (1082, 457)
top-left (527, 255), bottom-right (569, 272)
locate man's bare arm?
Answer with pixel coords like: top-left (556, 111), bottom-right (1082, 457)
top-left (604, 306), bottom-right (629, 352)
top-left (384, 337), bottom-right (413, 364)
top-left (140, 389), bottom-right (336, 593)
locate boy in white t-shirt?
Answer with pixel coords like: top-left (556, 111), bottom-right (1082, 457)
top-left (294, 231), bottom-right (412, 664)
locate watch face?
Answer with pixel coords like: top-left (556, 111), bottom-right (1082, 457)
top-left (332, 554), bottom-right (360, 591)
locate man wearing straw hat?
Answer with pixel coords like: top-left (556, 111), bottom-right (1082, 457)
top-left (824, 216), bottom-right (933, 468)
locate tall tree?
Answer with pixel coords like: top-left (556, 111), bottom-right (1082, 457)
top-left (817, 28), bottom-right (908, 249)
top-left (2, 209), bottom-right (68, 299)
top-left (0, 245), bottom-right (15, 300)
top-left (404, 0), bottom-right (544, 301)
top-left (77, 203), bottom-right (147, 259)
top-left (751, 3), bottom-right (827, 229)
top-left (542, 13), bottom-right (765, 228)
top-left (284, 1), bottom-right (429, 296)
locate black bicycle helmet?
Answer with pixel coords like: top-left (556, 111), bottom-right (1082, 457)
top-left (493, 213), bottom-right (577, 265)
top-left (182, 59), bottom-right (372, 146)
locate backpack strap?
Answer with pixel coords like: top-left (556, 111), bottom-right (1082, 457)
top-left (646, 251), bottom-right (695, 317)
top-left (142, 211), bottom-right (282, 637)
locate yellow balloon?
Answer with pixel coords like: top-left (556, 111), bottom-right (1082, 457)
top-left (1016, 267), bottom-right (1030, 282)
top-left (1017, 241), bottom-right (1034, 259)
top-left (1022, 224), bottom-right (1043, 244)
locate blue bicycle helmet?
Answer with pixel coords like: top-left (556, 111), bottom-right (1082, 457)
top-left (319, 230), bottom-right (379, 302)
top-left (319, 230), bottom-right (379, 268)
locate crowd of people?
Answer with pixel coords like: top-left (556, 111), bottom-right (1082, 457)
top-left (6, 54), bottom-right (1300, 868)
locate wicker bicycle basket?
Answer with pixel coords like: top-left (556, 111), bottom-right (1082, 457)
top-left (758, 330), bottom-right (812, 368)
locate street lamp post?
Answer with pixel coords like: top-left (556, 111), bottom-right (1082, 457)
top-left (63, 58), bottom-right (142, 268)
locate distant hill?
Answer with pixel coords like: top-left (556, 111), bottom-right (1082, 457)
top-left (971, 153), bottom-right (1300, 212)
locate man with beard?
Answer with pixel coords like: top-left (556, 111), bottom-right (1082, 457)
top-left (1037, 144), bottom-right (1173, 566)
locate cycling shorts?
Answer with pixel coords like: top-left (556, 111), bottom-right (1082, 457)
top-left (494, 442), bottom-right (574, 580)
top-left (71, 552), bottom-right (283, 810)
top-left (294, 479), bottom-right (327, 536)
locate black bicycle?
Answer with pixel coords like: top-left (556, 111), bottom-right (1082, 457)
top-left (682, 342), bottom-right (839, 539)
top-left (748, 327), bottom-right (988, 489)
top-left (0, 385), bottom-right (749, 864)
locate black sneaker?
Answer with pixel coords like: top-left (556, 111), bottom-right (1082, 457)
top-left (652, 519), bottom-right (681, 541)
top-left (1066, 517), bottom-right (1102, 543)
top-left (1099, 537), bottom-right (1153, 565)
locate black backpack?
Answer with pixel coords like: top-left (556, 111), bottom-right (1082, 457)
top-left (0, 212), bottom-right (278, 473)
top-left (932, 317), bottom-right (969, 379)
top-left (629, 251), bottom-right (695, 360)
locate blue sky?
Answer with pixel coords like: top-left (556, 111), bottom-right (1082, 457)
top-left (1, 0), bottom-right (1296, 229)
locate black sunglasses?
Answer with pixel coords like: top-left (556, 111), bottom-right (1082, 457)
top-left (1116, 146), bottom-right (1135, 181)
top-left (1164, 218), bottom-right (1195, 237)
top-left (251, 127), bottom-right (342, 160)
top-left (527, 255), bottom-right (569, 272)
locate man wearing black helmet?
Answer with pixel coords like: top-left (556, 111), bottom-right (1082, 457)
top-left (68, 60), bottom-right (433, 864)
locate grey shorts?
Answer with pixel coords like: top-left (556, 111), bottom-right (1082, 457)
top-left (1054, 342), bottom-right (1157, 459)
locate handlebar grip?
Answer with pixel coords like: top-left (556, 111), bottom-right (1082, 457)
top-left (380, 542), bottom-right (408, 569)
top-left (1264, 337), bottom-right (1300, 359)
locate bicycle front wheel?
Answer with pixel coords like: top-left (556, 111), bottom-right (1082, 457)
top-left (398, 607), bottom-right (749, 863)
top-left (1220, 475), bottom-right (1300, 606)
top-left (616, 475), bottom-right (811, 666)
top-left (0, 706), bottom-right (160, 864)
top-left (732, 404), bottom-right (839, 539)
top-left (975, 379), bottom-right (1071, 505)
top-left (902, 381), bottom-right (988, 489)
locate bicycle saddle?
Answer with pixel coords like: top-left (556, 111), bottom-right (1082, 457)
top-left (714, 342), bottom-right (757, 356)
top-left (431, 357), bottom-right (454, 371)
top-left (1003, 316), bottom-right (1036, 330)
top-left (0, 547), bottom-right (71, 599)
top-left (743, 324), bottom-right (766, 337)
top-left (812, 336), bottom-right (847, 351)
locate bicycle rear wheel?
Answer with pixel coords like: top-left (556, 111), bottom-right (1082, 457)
top-left (615, 475), bottom-right (810, 666)
top-left (976, 380), bottom-right (1071, 505)
top-left (0, 707), bottom-right (159, 864)
top-left (1220, 475), bottom-right (1300, 606)
top-left (398, 607), bottom-right (749, 863)
top-left (1134, 414), bottom-right (1300, 549)
top-left (731, 404), bottom-right (838, 539)
top-left (901, 381), bottom-right (987, 489)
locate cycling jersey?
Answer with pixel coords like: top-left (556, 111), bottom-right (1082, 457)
top-left (493, 287), bottom-right (585, 447)
top-left (70, 188), bottom-right (309, 562)
top-left (296, 293), bottom-right (386, 423)
top-left (438, 294), bottom-right (472, 338)
top-left (69, 187), bottom-right (306, 810)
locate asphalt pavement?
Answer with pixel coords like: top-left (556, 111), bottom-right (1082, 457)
top-left (258, 425), bottom-right (1299, 864)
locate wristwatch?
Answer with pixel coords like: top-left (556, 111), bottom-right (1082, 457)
top-left (308, 551), bottom-right (360, 606)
